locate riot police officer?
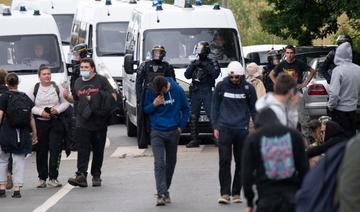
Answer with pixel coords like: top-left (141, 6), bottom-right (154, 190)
top-left (136, 45), bottom-right (176, 148)
top-left (319, 34), bottom-right (360, 84)
top-left (184, 41), bottom-right (221, 148)
top-left (262, 49), bottom-right (282, 92)
top-left (70, 44), bottom-right (90, 95)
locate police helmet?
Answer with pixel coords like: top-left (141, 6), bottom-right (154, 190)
top-left (193, 41), bottom-right (211, 56)
top-left (336, 34), bottom-right (352, 46)
top-left (151, 45), bottom-right (166, 61)
top-left (267, 50), bottom-right (282, 65)
top-left (73, 43), bottom-right (89, 59)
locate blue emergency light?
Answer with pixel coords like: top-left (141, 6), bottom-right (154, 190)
top-left (213, 3), bottom-right (220, 10)
top-left (19, 5), bottom-right (27, 12)
top-left (195, 0), bottom-right (202, 6)
top-left (106, 0), bottom-right (112, 5)
top-left (33, 10), bottom-right (40, 15)
top-left (2, 8), bottom-right (11, 16)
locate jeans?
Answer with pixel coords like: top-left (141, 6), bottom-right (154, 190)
top-left (35, 119), bottom-right (64, 180)
top-left (256, 191), bottom-right (295, 212)
top-left (76, 127), bottom-right (107, 177)
top-left (218, 127), bottom-right (248, 196)
top-left (0, 147), bottom-right (25, 186)
top-left (151, 129), bottom-right (180, 196)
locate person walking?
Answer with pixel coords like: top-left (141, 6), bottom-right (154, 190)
top-left (28, 65), bottom-right (70, 188)
top-left (64, 58), bottom-right (115, 188)
top-left (242, 108), bottom-right (309, 212)
top-left (136, 45), bottom-right (176, 149)
top-left (143, 76), bottom-right (190, 206)
top-left (185, 41), bottom-right (220, 148)
top-left (328, 42), bottom-right (360, 138)
top-left (0, 73), bottom-right (37, 198)
top-left (211, 61), bottom-right (257, 204)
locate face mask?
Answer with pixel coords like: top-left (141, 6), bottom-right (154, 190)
top-left (80, 70), bottom-right (91, 78)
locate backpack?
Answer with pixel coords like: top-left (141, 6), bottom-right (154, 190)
top-left (295, 141), bottom-right (347, 212)
top-left (6, 91), bottom-right (34, 128)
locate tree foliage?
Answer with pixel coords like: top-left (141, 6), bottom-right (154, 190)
top-left (260, 0), bottom-right (360, 46)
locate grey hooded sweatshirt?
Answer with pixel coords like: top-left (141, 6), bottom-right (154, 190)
top-left (328, 42), bottom-right (360, 111)
top-left (255, 92), bottom-right (298, 129)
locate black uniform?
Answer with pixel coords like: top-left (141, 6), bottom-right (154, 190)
top-left (135, 60), bottom-right (175, 149)
top-left (319, 49), bottom-right (360, 84)
top-left (184, 58), bottom-right (220, 147)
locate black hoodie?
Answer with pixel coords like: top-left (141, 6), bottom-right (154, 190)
top-left (306, 121), bottom-right (347, 158)
top-left (242, 108), bottom-right (309, 207)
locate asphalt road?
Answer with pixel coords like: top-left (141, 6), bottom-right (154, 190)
top-left (1, 124), bottom-right (247, 212)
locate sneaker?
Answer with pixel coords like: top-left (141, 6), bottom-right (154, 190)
top-left (6, 174), bottom-right (13, 190)
top-left (48, 179), bottom-right (62, 188)
top-left (0, 189), bottom-right (6, 198)
top-left (37, 180), bottom-right (47, 188)
top-left (218, 194), bottom-right (231, 204)
top-left (232, 195), bottom-right (242, 203)
top-left (186, 140), bottom-right (200, 148)
top-left (156, 195), bottom-right (166, 206)
top-left (11, 190), bottom-right (21, 198)
top-left (68, 173), bottom-right (88, 188)
top-left (164, 194), bottom-right (171, 204)
top-left (92, 176), bottom-right (102, 187)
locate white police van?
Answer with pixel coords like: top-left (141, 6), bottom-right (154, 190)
top-left (123, 0), bottom-right (245, 137)
top-left (11, 0), bottom-right (84, 62)
top-left (70, 0), bottom-right (150, 93)
top-left (0, 5), bottom-right (68, 93)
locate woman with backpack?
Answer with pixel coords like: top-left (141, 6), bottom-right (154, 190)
top-left (0, 73), bottom-right (37, 198)
top-left (28, 65), bottom-right (70, 188)
top-left (246, 63), bottom-right (266, 98)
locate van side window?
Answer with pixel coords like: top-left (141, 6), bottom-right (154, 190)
top-left (70, 21), bottom-right (80, 48)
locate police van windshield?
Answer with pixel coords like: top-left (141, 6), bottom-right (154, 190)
top-left (143, 28), bottom-right (241, 68)
top-left (96, 22), bottom-right (129, 57)
top-left (0, 35), bottom-right (63, 73)
top-left (53, 14), bottom-right (74, 45)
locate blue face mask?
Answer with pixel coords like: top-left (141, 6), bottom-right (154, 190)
top-left (80, 70), bottom-right (91, 78)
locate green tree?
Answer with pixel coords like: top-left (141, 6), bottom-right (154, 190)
top-left (259, 0), bottom-right (340, 45)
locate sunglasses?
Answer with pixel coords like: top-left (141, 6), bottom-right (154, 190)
top-left (229, 75), bottom-right (240, 79)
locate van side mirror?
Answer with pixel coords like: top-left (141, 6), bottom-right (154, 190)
top-left (246, 52), bottom-right (260, 65)
top-left (124, 54), bottom-right (138, 74)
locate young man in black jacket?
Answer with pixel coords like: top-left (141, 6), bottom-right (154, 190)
top-left (212, 61), bottom-right (257, 204)
top-left (242, 108), bottom-right (309, 212)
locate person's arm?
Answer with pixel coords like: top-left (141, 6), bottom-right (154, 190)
top-left (30, 115), bottom-right (37, 144)
top-left (248, 84), bottom-right (258, 121)
top-left (143, 89), bottom-right (164, 115)
top-left (168, 64), bottom-right (176, 81)
top-left (136, 63), bottom-right (146, 103)
top-left (63, 87), bottom-right (75, 103)
top-left (269, 69), bottom-right (277, 84)
top-left (318, 50), bottom-right (335, 84)
top-left (242, 134), bottom-right (257, 209)
top-left (53, 86), bottom-right (70, 114)
top-left (178, 88), bottom-right (190, 130)
top-left (306, 137), bottom-right (343, 158)
top-left (211, 82), bottom-right (222, 132)
top-left (292, 130), bottom-right (309, 182)
top-left (328, 68), bottom-right (341, 110)
top-left (299, 62), bottom-right (316, 88)
top-left (184, 61), bottom-right (196, 79)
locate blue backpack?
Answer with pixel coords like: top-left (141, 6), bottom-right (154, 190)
top-left (295, 141), bottom-right (347, 212)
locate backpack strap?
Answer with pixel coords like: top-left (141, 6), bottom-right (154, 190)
top-left (33, 81), bottom-right (60, 102)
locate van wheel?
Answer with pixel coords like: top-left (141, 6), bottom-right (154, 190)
top-left (126, 114), bottom-right (137, 137)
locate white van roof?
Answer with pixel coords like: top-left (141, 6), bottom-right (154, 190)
top-left (11, 0), bottom-right (83, 14)
top-left (0, 10), bottom-right (60, 36)
top-left (75, 0), bottom-right (152, 24)
top-left (133, 3), bottom-right (238, 30)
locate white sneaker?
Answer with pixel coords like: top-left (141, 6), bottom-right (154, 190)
top-left (37, 180), bottom-right (47, 188)
top-left (48, 179), bottom-right (62, 188)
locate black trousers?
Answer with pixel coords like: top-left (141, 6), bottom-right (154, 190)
top-left (218, 127), bottom-right (248, 196)
top-left (36, 118), bottom-right (65, 180)
top-left (256, 191), bottom-right (295, 212)
top-left (76, 127), bottom-right (107, 177)
top-left (330, 109), bottom-right (356, 138)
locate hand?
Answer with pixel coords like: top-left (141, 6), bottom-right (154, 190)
top-left (153, 95), bottom-right (164, 106)
top-left (32, 133), bottom-right (38, 145)
top-left (50, 107), bottom-right (59, 115)
top-left (41, 111), bottom-right (51, 119)
top-left (297, 82), bottom-right (307, 89)
top-left (213, 129), bottom-right (220, 139)
top-left (245, 207), bottom-right (253, 212)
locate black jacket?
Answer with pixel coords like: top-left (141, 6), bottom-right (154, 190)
top-left (306, 121), bottom-right (347, 158)
top-left (184, 58), bottom-right (220, 88)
